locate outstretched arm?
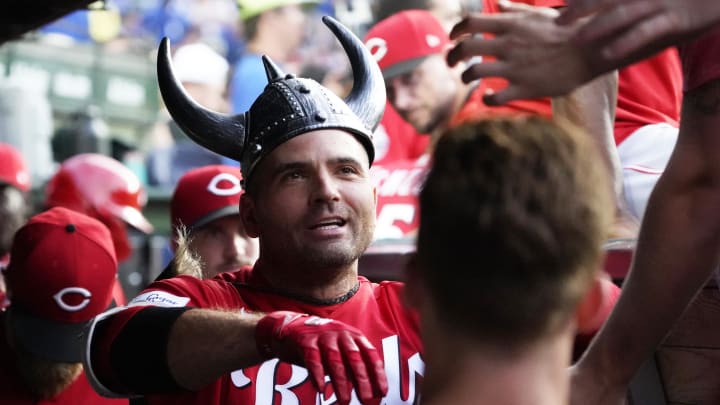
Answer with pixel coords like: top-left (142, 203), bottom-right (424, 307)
top-left (558, 0), bottom-right (720, 62)
top-left (571, 78), bottom-right (720, 404)
top-left (86, 305), bottom-right (387, 405)
top-left (552, 71), bottom-right (639, 238)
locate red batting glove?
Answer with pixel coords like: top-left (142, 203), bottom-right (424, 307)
top-left (256, 311), bottom-right (388, 405)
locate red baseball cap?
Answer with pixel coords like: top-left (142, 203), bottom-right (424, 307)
top-left (171, 165), bottom-right (244, 234)
top-left (364, 9), bottom-right (450, 80)
top-left (0, 143), bottom-right (30, 192)
top-left (5, 207), bottom-right (117, 362)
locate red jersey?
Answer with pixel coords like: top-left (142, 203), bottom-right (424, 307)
top-left (371, 157), bottom-right (429, 239)
top-left (475, 0), bottom-right (682, 145)
top-left (88, 269), bottom-right (423, 405)
top-left (679, 26), bottom-right (720, 92)
top-left (0, 313), bottom-right (127, 405)
top-left (373, 102), bottom-right (430, 165)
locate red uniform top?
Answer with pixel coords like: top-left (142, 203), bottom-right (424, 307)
top-left (88, 269), bottom-right (423, 405)
top-left (0, 313), bottom-right (127, 405)
top-left (679, 26), bottom-right (720, 92)
top-left (371, 157), bottom-right (429, 240)
top-left (374, 102), bottom-right (430, 165)
top-left (469, 0), bottom-right (682, 145)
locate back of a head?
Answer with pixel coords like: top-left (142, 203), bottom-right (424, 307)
top-left (45, 153), bottom-right (153, 261)
top-left (416, 117), bottom-right (613, 345)
top-left (45, 154), bottom-right (151, 230)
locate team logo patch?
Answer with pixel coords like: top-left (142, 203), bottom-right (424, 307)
top-left (207, 172), bottom-right (243, 196)
top-left (130, 291), bottom-right (190, 307)
top-left (365, 37), bottom-right (388, 62)
top-left (53, 287), bottom-right (92, 311)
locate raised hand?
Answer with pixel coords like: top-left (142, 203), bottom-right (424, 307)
top-left (255, 311), bottom-right (388, 405)
top-left (447, 1), bottom-right (594, 104)
top-left (560, 0), bottom-right (720, 61)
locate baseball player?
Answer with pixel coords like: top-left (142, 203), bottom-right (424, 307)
top-left (159, 165), bottom-right (259, 280)
top-left (45, 153), bottom-right (154, 305)
top-left (84, 16), bottom-right (422, 405)
top-left (408, 117), bottom-right (613, 405)
top-left (0, 207), bottom-right (126, 404)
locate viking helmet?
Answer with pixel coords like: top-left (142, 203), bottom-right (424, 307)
top-left (157, 16), bottom-right (386, 183)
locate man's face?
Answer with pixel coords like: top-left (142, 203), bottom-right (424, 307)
top-left (386, 54), bottom-right (462, 134)
top-left (242, 129), bottom-right (377, 272)
top-left (189, 214), bottom-right (259, 279)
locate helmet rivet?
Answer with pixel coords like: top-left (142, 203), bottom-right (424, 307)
top-left (297, 84), bottom-right (310, 94)
top-left (254, 143), bottom-right (262, 152)
top-left (315, 112), bottom-right (327, 122)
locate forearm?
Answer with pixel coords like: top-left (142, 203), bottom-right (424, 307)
top-left (167, 308), bottom-right (265, 390)
top-left (552, 72), bottom-right (629, 217)
top-left (577, 79), bottom-right (720, 385)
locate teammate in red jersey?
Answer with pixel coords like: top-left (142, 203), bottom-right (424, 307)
top-left (83, 17), bottom-right (421, 405)
top-left (160, 165), bottom-right (259, 280)
top-left (45, 153), bottom-right (154, 305)
top-left (0, 207), bottom-right (127, 405)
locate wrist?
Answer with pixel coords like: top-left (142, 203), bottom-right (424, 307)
top-left (255, 311), bottom-right (305, 359)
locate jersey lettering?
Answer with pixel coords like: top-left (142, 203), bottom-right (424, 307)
top-left (229, 335), bottom-right (424, 404)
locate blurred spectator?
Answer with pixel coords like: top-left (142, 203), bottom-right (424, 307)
top-left (0, 144), bottom-right (32, 309)
top-left (158, 165), bottom-right (258, 280)
top-left (364, 10), bottom-right (472, 239)
top-left (0, 207), bottom-right (126, 404)
top-left (146, 41), bottom-right (230, 187)
top-left (229, 0), bottom-right (318, 115)
top-left (45, 153), bottom-right (154, 305)
top-left (52, 106), bottom-right (112, 162)
top-left (0, 82), bottom-right (55, 186)
top-left (367, 0), bottom-right (469, 166)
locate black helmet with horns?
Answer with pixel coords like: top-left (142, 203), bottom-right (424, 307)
top-left (157, 15), bottom-right (386, 182)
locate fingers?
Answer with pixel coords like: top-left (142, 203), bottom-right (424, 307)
top-left (598, 12), bottom-right (676, 60)
top-left (450, 14), bottom-right (513, 41)
top-left (357, 335), bottom-right (388, 398)
top-left (459, 60), bottom-right (510, 84)
top-left (320, 334), bottom-right (353, 405)
top-left (574, 0), bottom-right (662, 44)
top-left (557, 0), bottom-right (605, 25)
top-left (447, 37), bottom-right (506, 67)
top-left (483, 86), bottom-right (530, 106)
top-left (317, 331), bottom-right (385, 405)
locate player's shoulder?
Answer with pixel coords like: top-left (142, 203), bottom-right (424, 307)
top-left (363, 277), bottom-right (405, 300)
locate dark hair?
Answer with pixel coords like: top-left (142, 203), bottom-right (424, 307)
top-left (416, 117), bottom-right (612, 345)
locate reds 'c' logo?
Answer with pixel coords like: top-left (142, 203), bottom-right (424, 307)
top-left (365, 37), bottom-right (387, 62)
top-left (53, 287), bottom-right (92, 312)
top-left (207, 173), bottom-right (242, 197)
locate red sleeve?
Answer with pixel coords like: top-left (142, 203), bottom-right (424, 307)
top-left (87, 276), bottom-right (245, 395)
